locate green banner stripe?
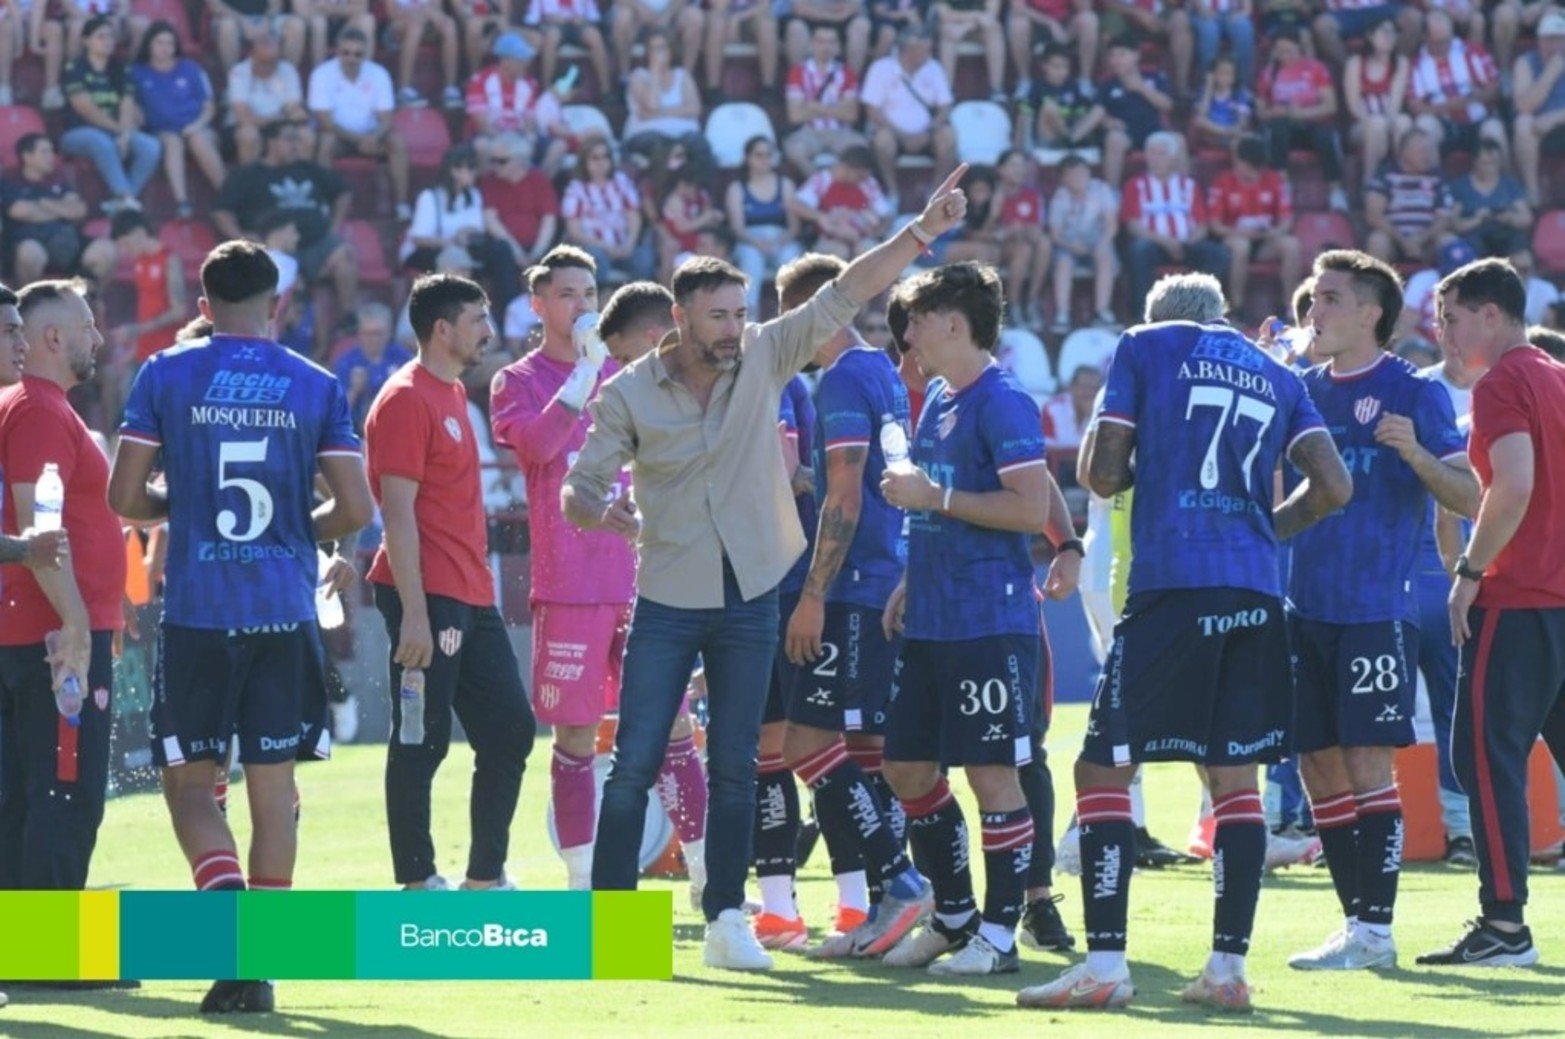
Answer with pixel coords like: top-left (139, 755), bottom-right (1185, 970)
top-left (592, 891), bottom-right (673, 980)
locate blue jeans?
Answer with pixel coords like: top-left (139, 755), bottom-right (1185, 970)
top-left (1418, 569), bottom-right (1472, 837)
top-left (1192, 12), bottom-right (1255, 89)
top-left (60, 126), bottom-right (160, 199)
top-left (591, 563), bottom-right (779, 920)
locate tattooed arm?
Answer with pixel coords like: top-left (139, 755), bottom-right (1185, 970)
top-left (784, 444), bottom-right (867, 666)
top-left (1081, 420), bottom-right (1136, 498)
top-left (1274, 429), bottom-right (1354, 540)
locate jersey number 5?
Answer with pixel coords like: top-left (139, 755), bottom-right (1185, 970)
top-left (217, 438), bottom-right (275, 543)
top-left (1186, 386), bottom-right (1277, 490)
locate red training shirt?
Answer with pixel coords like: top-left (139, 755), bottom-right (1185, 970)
top-left (365, 362), bottom-right (494, 607)
top-left (133, 247), bottom-right (174, 362)
top-left (480, 169), bottom-right (559, 253)
top-left (0, 375), bottom-right (127, 641)
top-left (1469, 344), bottom-right (1565, 608)
top-left (1207, 168), bottom-right (1293, 234)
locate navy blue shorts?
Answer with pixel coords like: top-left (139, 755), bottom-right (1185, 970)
top-left (786, 602), bottom-right (896, 735)
top-left (885, 635), bottom-right (1037, 767)
top-left (765, 591), bottom-right (803, 725)
top-left (1290, 614), bottom-right (1417, 753)
top-left (151, 622), bottom-right (331, 768)
top-left (1080, 588), bottom-right (1293, 767)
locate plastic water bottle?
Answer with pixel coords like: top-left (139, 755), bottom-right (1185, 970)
top-left (552, 66), bottom-right (579, 98)
top-left (315, 550), bottom-right (345, 631)
top-left (879, 416), bottom-right (915, 475)
top-left (399, 668), bottom-right (426, 745)
top-left (34, 462), bottom-right (64, 532)
top-left (44, 629), bottom-right (82, 727)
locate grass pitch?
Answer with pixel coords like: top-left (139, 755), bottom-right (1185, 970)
top-left (3, 704), bottom-right (1563, 1039)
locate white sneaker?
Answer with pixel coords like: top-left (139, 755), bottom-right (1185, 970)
top-left (1055, 826), bottom-right (1082, 876)
top-left (1289, 928), bottom-right (1397, 970)
top-left (41, 86), bottom-right (64, 109)
top-left (404, 874), bottom-right (451, 890)
top-left (460, 875), bottom-right (517, 891)
top-left (883, 920), bottom-right (970, 968)
top-left (927, 933), bottom-right (1019, 976)
top-left (703, 909), bottom-right (774, 971)
top-left (1016, 962), bottom-right (1135, 1009)
top-left (1265, 830), bottom-right (1322, 871)
top-left (330, 695), bottom-right (360, 743)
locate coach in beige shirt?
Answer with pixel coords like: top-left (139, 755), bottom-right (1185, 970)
top-left (560, 167), bottom-right (970, 969)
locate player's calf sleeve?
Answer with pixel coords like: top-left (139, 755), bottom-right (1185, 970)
top-left (551, 746), bottom-right (597, 851)
top-left (1309, 790), bottom-right (1361, 921)
top-left (1017, 754), bottom-right (1055, 890)
top-left (753, 754), bottom-right (799, 878)
top-left (1211, 789), bottom-right (1266, 956)
top-left (1354, 785), bottom-right (1404, 929)
top-left (656, 734), bottom-right (708, 845)
top-left (902, 778), bottom-right (977, 918)
top-left (192, 849), bottom-right (245, 892)
top-left (794, 741), bottom-right (913, 887)
top-left (850, 745), bottom-right (908, 846)
top-left (1077, 787), bottom-right (1135, 951)
top-left (979, 807), bottom-right (1034, 942)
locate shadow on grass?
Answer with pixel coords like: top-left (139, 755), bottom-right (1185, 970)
top-left (0, 989), bottom-right (452, 1039)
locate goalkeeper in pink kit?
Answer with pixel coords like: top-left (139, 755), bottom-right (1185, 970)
top-left (490, 246), bottom-right (708, 895)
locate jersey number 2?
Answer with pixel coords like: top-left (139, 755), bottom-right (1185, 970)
top-left (1186, 386), bottom-right (1277, 489)
top-left (217, 438), bottom-right (274, 543)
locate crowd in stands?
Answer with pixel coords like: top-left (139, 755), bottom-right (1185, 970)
top-left (0, 0), bottom-right (1563, 458)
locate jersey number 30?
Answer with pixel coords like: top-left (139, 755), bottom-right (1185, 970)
top-left (217, 438), bottom-right (274, 543)
top-left (1186, 386), bottom-right (1277, 490)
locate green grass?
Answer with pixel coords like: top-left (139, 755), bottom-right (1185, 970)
top-left (5, 704), bottom-right (1565, 1039)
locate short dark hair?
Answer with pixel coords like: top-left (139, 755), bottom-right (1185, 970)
top-left (1236, 133), bottom-right (1267, 168)
top-left (670, 256), bottom-right (747, 306)
top-left (82, 14), bottom-right (115, 39)
top-left (15, 132), bottom-right (47, 164)
top-left (776, 253), bottom-right (846, 312)
top-left (894, 261), bottom-right (1004, 354)
top-left (201, 240), bottom-right (280, 305)
top-left (1291, 276), bottom-right (1315, 326)
top-left (526, 244), bottom-right (596, 293)
top-left (17, 278), bottom-right (88, 322)
top-left (0, 282), bottom-right (19, 310)
top-left (1477, 138), bottom-right (1506, 160)
top-left (1314, 249), bottom-right (1404, 348)
top-left (1437, 257), bottom-right (1527, 326)
top-left (598, 280), bottom-right (674, 340)
top-left (338, 27), bottom-right (368, 47)
top-left (261, 120), bottom-right (293, 148)
top-left (408, 273), bottom-right (488, 344)
top-left (135, 19), bottom-right (182, 66)
top-left (887, 293), bottom-right (908, 355)
top-left (110, 209), bottom-right (152, 239)
top-left (1529, 324), bottom-right (1565, 360)
top-left (1059, 153), bottom-right (1089, 174)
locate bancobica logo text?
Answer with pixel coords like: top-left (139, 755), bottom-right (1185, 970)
top-left (400, 923), bottom-right (550, 948)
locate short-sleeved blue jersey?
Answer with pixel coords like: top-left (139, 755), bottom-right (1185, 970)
top-left (120, 334), bottom-right (360, 629)
top-left (812, 345), bottom-right (910, 608)
top-left (1287, 353), bottom-right (1465, 623)
top-left (779, 375), bottom-right (817, 597)
top-left (905, 364), bottom-right (1046, 641)
top-left (1096, 321), bottom-right (1326, 598)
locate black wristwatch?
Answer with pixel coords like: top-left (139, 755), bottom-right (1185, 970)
top-left (1454, 555), bottom-right (1484, 582)
top-left (1057, 538), bottom-right (1086, 558)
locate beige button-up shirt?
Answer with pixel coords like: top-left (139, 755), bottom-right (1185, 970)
top-left (563, 281), bottom-right (860, 608)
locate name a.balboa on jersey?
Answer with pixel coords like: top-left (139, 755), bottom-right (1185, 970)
top-left (1178, 359), bottom-right (1278, 400)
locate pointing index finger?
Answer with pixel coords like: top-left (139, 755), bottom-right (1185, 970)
top-left (934, 163), bottom-right (970, 198)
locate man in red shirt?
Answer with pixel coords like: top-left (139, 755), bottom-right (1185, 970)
top-left (1119, 130), bottom-right (1229, 320)
top-left (0, 279), bottom-right (123, 894)
top-left (365, 273), bottom-right (536, 892)
top-left (1207, 135), bottom-right (1303, 310)
top-left (479, 132), bottom-right (559, 269)
top-left (1256, 28), bottom-right (1348, 212)
top-left (1420, 258), bottom-right (1565, 968)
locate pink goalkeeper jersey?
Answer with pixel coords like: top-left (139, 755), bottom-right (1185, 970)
top-left (491, 349), bottom-right (635, 606)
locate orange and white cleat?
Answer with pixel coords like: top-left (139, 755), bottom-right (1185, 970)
top-left (807, 906), bottom-right (870, 960)
top-left (753, 912), bottom-right (809, 952)
top-left (1179, 971), bottom-right (1254, 1013)
top-left (1016, 963), bottom-right (1135, 1010)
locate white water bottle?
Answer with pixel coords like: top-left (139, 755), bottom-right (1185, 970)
top-left (316, 550), bottom-right (345, 630)
top-left (879, 416), bottom-right (915, 475)
top-left (399, 667), bottom-right (426, 745)
top-left (44, 629), bottom-right (82, 727)
top-left (34, 463), bottom-right (64, 531)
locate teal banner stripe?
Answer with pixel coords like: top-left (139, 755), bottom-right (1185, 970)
top-left (121, 891), bottom-right (239, 980)
top-left (356, 891), bottom-right (592, 979)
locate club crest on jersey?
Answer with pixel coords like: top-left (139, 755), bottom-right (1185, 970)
top-left (1354, 396), bottom-right (1382, 425)
top-left (438, 627), bottom-right (463, 656)
top-left (938, 407), bottom-right (959, 439)
top-left (94, 686), bottom-right (109, 711)
top-left (443, 417), bottom-right (463, 442)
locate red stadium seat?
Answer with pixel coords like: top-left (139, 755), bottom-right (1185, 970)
top-left (0, 106), bottom-right (46, 169)
top-left (392, 107), bottom-right (452, 170)
top-left (340, 219), bottom-right (393, 284)
top-left (131, 0), bottom-right (197, 49)
top-left (1294, 211), bottom-right (1356, 263)
top-left (159, 219), bottom-right (219, 278)
top-left (1534, 210), bottom-right (1565, 277)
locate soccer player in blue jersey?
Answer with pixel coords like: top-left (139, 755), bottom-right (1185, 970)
top-left (1285, 250), bottom-right (1479, 971)
top-left (108, 242), bottom-right (374, 1016)
top-left (1018, 299), bottom-right (1353, 1012)
top-left (875, 261), bottom-right (1049, 977)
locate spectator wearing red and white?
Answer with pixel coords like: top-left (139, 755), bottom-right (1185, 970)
top-left (984, 149), bottom-right (1052, 329)
top-left (1513, 11), bottom-right (1565, 207)
top-left (1344, 17), bottom-right (1411, 195)
top-left (108, 208), bottom-right (185, 365)
top-left (610, 0), bottom-right (701, 87)
top-left (387, 0), bottom-right (462, 111)
top-left (1407, 9), bottom-right (1506, 159)
top-left (702, 0), bottom-right (780, 100)
top-left (862, 27), bottom-right (956, 208)
top-left (621, 27), bottom-right (704, 167)
top-left (1312, 0), bottom-right (1421, 69)
top-left (1041, 364), bottom-right (1104, 450)
top-left (1119, 130), bottom-right (1230, 315)
top-left (788, 144), bottom-right (894, 258)
top-left (1007, 0), bottom-right (1100, 99)
top-left (1207, 134), bottom-right (1302, 311)
top-left (1256, 28), bottom-right (1348, 212)
top-left (520, 0), bottom-right (612, 99)
top-left (1101, 0), bottom-right (1194, 95)
top-left (933, 0), bottom-right (1006, 101)
top-left (1364, 126), bottom-right (1453, 264)
top-left (309, 28), bottom-right (412, 221)
top-left (227, 26), bottom-right (311, 166)
top-left (784, 0), bottom-right (870, 78)
top-left (466, 33), bottom-right (568, 172)
top-left (783, 23), bottom-right (866, 176)
top-left (655, 166), bottom-right (723, 278)
top-left (480, 132), bottom-right (560, 269)
top-left (560, 134), bottom-right (656, 280)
